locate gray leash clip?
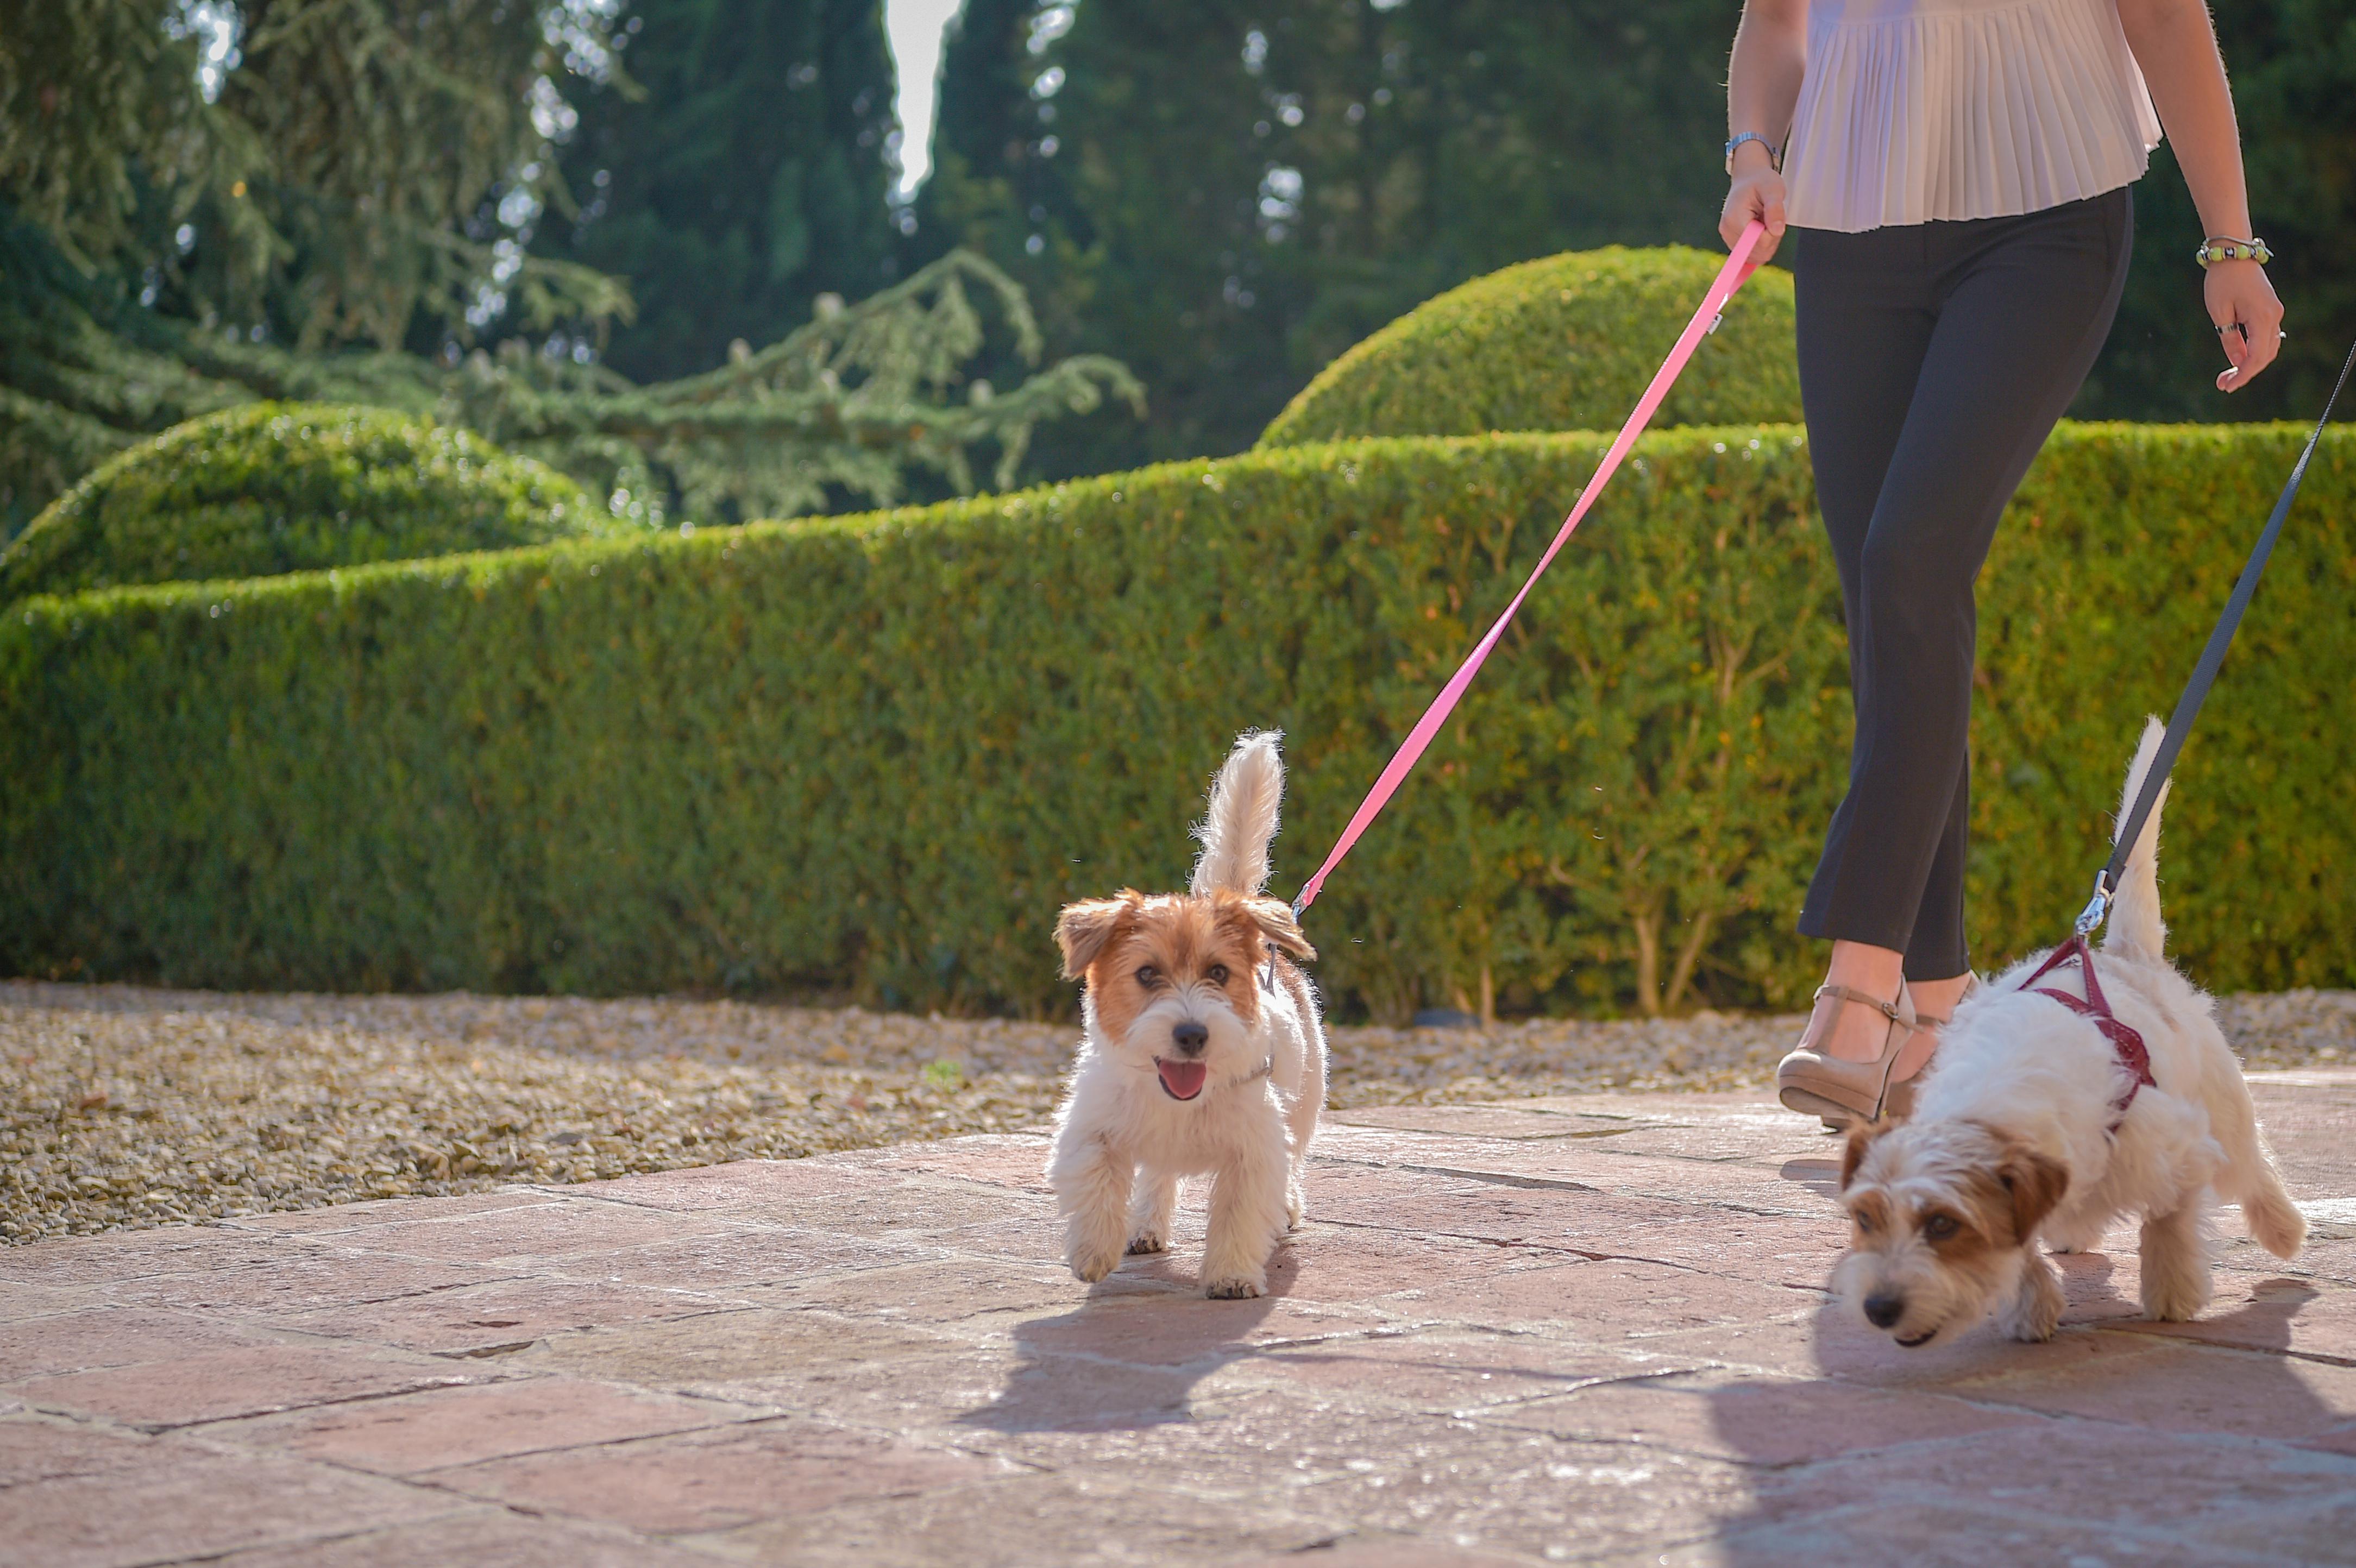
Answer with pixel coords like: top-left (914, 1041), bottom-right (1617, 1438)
top-left (2073, 871), bottom-right (2112, 939)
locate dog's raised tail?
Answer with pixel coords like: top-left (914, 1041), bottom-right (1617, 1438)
top-left (2105, 717), bottom-right (2170, 962)
top-left (1192, 731), bottom-right (1285, 897)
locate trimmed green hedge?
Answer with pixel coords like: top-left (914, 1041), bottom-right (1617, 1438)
top-left (1259, 247), bottom-right (1802, 448)
top-left (2, 423), bottom-right (2348, 1018)
top-left (0, 403), bottom-right (609, 605)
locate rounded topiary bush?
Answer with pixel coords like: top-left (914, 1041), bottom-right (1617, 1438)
top-left (0, 402), bottom-right (612, 603)
top-left (1259, 246), bottom-right (1801, 448)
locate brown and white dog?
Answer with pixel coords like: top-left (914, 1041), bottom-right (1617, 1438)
top-left (1047, 732), bottom-right (1327, 1298)
top-left (1835, 721), bottom-right (2305, 1346)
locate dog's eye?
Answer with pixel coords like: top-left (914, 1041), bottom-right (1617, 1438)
top-left (1853, 1210), bottom-right (1876, 1235)
top-left (1923, 1214), bottom-right (1961, 1242)
top-left (1134, 965), bottom-right (1159, 987)
top-left (1207, 964), bottom-right (1229, 985)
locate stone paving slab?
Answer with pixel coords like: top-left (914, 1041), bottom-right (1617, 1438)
top-left (3, 1070), bottom-right (2353, 1565)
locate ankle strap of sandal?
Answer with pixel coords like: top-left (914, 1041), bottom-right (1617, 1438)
top-left (1912, 973), bottom-right (1981, 1031)
top-left (1813, 983), bottom-right (1904, 1023)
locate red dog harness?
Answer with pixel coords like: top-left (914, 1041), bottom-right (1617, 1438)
top-left (2021, 935), bottom-right (2157, 1129)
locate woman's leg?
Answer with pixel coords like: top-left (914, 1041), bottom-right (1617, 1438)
top-left (1790, 224), bottom-right (1940, 1061)
top-left (1797, 192), bottom-right (2133, 1063)
top-left (1884, 194), bottom-right (2134, 990)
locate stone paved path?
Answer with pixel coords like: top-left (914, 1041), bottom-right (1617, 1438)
top-left (4, 1074), bottom-right (2354, 1567)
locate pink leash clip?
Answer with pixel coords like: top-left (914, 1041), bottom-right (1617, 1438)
top-left (1293, 219), bottom-right (1770, 915)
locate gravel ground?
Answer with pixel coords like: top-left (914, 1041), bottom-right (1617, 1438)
top-left (4, 980), bottom-right (2349, 1244)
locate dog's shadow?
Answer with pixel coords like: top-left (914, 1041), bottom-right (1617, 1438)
top-left (952, 1234), bottom-right (1287, 1434)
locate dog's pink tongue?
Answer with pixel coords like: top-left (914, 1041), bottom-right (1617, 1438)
top-left (1157, 1059), bottom-right (1209, 1100)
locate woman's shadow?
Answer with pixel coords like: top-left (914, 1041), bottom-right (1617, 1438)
top-left (1695, 1174), bottom-right (2339, 1559)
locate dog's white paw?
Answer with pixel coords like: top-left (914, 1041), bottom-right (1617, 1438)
top-left (1997, 1259), bottom-right (2064, 1342)
top-left (2001, 1300), bottom-right (2061, 1343)
top-left (1124, 1229), bottom-right (1168, 1255)
top-left (1068, 1245), bottom-right (1122, 1283)
top-left (2139, 1208), bottom-right (2214, 1322)
top-left (1203, 1273), bottom-right (1265, 1299)
top-left (2042, 1217), bottom-right (2106, 1256)
top-left (2141, 1273), bottom-right (2212, 1323)
top-left (1285, 1187), bottom-right (1304, 1230)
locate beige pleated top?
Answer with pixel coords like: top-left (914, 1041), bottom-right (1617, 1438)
top-left (1783, 0), bottom-right (2164, 232)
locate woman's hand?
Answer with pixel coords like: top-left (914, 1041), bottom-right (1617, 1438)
top-left (2116, 0), bottom-right (2280, 395)
top-left (1724, 1), bottom-right (1805, 263)
top-left (2205, 259), bottom-right (2283, 393)
top-left (1720, 150), bottom-right (1788, 264)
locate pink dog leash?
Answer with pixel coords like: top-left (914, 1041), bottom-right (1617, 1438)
top-left (1292, 218), bottom-right (1770, 914)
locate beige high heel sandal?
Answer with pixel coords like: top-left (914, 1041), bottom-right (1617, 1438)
top-left (1877, 974), bottom-right (1978, 1122)
top-left (1775, 981), bottom-right (1926, 1128)
top-left (1777, 975), bottom-right (1980, 1128)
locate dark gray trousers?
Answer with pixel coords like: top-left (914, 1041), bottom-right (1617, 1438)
top-left (1793, 187), bottom-right (2133, 979)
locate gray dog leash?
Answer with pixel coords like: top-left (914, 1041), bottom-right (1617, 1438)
top-left (2076, 333), bottom-right (2356, 938)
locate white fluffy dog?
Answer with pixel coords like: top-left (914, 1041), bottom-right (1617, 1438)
top-left (1836, 720), bottom-right (2305, 1345)
top-left (1046, 732), bottom-right (1327, 1298)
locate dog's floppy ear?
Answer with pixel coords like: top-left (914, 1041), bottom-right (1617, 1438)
top-left (1055, 891), bottom-right (1141, 980)
top-left (1840, 1119), bottom-right (1895, 1191)
top-left (1239, 896), bottom-right (1315, 963)
top-left (1996, 1142), bottom-right (2071, 1239)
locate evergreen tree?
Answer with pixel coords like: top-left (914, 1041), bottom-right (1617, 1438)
top-left (1, 0), bottom-right (626, 530)
top-left (919, 0), bottom-right (2354, 475)
top-left (1, 0), bottom-right (627, 354)
top-left (919, 0), bottom-right (1743, 473)
top-left (532, 0), bottom-right (902, 385)
top-left (928, 0), bottom-right (1036, 198)
top-left (917, 0), bottom-right (1080, 270)
top-left (1, 1), bottom-right (1139, 534)
top-left (451, 249), bottom-right (1140, 526)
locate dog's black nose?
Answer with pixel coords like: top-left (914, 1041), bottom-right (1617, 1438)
top-left (1170, 1022), bottom-right (1209, 1056)
top-left (1863, 1292), bottom-right (1905, 1328)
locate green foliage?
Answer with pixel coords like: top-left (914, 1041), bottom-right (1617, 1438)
top-left (0, 0), bottom-right (627, 352)
top-left (915, 0), bottom-right (1766, 474)
top-left (4, 422), bottom-right (2347, 1018)
top-left (0, 403), bottom-right (607, 604)
top-left (1959, 423), bottom-right (2356, 965)
top-left (2, 0), bottom-right (629, 532)
top-left (0, 0), bottom-right (217, 268)
top-left (0, 207), bottom-right (446, 538)
top-left (530, 0), bottom-right (901, 385)
top-left (209, 0), bottom-right (631, 350)
top-left (1259, 247), bottom-right (1800, 447)
top-left (926, 0), bottom-right (1052, 227)
top-left (908, 0), bottom-right (2354, 480)
top-left (450, 250), bottom-right (1144, 526)
top-left (2, 205), bottom-right (1138, 537)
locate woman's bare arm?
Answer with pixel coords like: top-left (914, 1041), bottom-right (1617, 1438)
top-left (2118, 0), bottom-right (2283, 392)
top-left (1721, 0), bottom-right (1808, 264)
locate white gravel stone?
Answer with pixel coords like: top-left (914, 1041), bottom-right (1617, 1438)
top-left (4, 979), bottom-right (2346, 1243)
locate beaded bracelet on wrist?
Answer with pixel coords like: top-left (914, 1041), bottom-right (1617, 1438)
top-left (2194, 237), bottom-right (2272, 268)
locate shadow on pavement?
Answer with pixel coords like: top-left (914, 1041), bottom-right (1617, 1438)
top-left (951, 1241), bottom-right (1284, 1435)
top-left (1693, 1255), bottom-right (2334, 1564)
